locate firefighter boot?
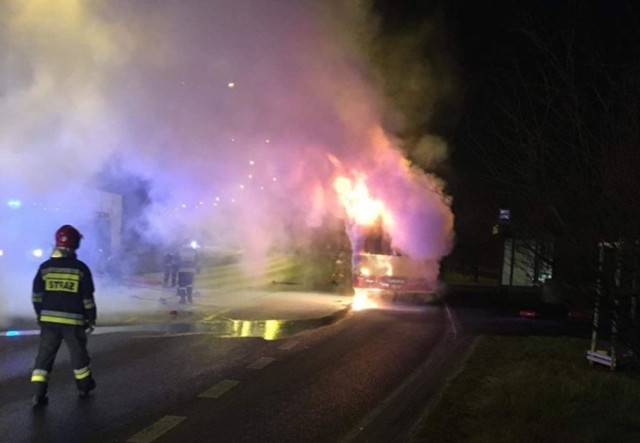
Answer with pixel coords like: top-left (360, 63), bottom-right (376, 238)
top-left (32, 383), bottom-right (49, 407)
top-left (78, 377), bottom-right (97, 398)
top-left (187, 288), bottom-right (193, 304)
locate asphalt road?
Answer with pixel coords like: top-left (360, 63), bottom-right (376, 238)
top-left (0, 304), bottom-right (459, 443)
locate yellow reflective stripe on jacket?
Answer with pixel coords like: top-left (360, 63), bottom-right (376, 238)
top-left (42, 267), bottom-right (81, 276)
top-left (74, 366), bottom-right (92, 380)
top-left (83, 299), bottom-right (95, 309)
top-left (43, 272), bottom-right (81, 280)
top-left (39, 317), bottom-right (83, 326)
top-left (39, 316), bottom-right (85, 325)
top-left (39, 310), bottom-right (85, 325)
top-left (32, 292), bottom-right (43, 303)
top-left (40, 310), bottom-right (84, 319)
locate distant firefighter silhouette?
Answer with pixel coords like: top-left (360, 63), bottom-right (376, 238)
top-left (176, 244), bottom-right (199, 304)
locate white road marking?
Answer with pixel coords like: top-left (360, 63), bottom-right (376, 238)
top-left (247, 357), bottom-right (275, 369)
top-left (126, 415), bottom-right (186, 443)
top-left (278, 340), bottom-right (299, 350)
top-left (198, 379), bottom-right (240, 398)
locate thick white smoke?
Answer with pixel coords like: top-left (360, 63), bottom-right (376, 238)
top-left (0, 0), bottom-right (454, 324)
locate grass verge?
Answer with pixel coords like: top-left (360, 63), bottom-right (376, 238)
top-left (413, 336), bottom-right (640, 443)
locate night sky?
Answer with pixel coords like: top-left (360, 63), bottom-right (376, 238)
top-left (371, 0), bottom-right (640, 273)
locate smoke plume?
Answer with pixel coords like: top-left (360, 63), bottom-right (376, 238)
top-left (0, 0), bottom-right (454, 324)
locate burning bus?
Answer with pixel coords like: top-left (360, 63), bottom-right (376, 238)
top-left (333, 174), bottom-right (438, 310)
top-left (349, 217), bottom-right (437, 309)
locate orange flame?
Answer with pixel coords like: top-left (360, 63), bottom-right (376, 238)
top-left (333, 174), bottom-right (392, 227)
top-left (352, 288), bottom-right (380, 311)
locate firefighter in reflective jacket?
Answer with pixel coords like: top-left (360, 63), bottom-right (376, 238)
top-left (176, 244), bottom-right (199, 304)
top-left (30, 225), bottom-right (97, 407)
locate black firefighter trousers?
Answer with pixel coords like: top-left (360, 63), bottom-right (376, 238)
top-left (31, 323), bottom-right (95, 396)
top-left (176, 271), bottom-right (195, 303)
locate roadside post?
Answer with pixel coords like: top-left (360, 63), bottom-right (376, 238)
top-left (587, 242), bottom-right (617, 370)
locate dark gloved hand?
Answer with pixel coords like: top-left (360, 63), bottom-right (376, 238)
top-left (85, 320), bottom-right (96, 334)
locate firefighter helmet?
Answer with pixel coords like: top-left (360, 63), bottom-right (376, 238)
top-left (55, 225), bottom-right (82, 249)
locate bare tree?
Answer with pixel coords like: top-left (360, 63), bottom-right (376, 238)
top-left (463, 2), bottom-right (640, 299)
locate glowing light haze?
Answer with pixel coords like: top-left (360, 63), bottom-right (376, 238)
top-left (0, 0), bottom-right (454, 323)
